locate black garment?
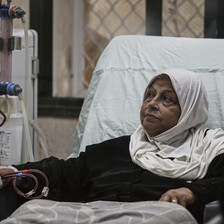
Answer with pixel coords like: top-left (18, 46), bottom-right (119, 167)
top-left (0, 186), bottom-right (27, 221)
top-left (5, 136), bottom-right (224, 223)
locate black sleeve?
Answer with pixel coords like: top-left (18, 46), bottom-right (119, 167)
top-left (184, 153), bottom-right (224, 204)
top-left (13, 154), bottom-right (87, 202)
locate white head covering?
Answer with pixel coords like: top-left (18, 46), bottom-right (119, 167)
top-left (129, 68), bottom-right (224, 180)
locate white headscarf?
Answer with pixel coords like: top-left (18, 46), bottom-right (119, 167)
top-left (129, 68), bottom-right (224, 180)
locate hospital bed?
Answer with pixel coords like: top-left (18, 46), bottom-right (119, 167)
top-left (71, 35), bottom-right (224, 158)
top-left (3, 35), bottom-right (224, 223)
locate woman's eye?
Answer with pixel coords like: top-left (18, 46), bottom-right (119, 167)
top-left (147, 91), bottom-right (154, 98)
top-left (163, 96), bottom-right (173, 103)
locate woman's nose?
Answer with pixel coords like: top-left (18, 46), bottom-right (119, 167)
top-left (147, 97), bottom-right (159, 111)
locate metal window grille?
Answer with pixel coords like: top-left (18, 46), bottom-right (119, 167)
top-left (83, 0), bottom-right (205, 89)
top-left (162, 0), bottom-right (205, 38)
top-left (83, 0), bottom-right (146, 88)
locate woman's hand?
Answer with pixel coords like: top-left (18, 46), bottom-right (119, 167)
top-left (159, 187), bottom-right (195, 207)
top-left (0, 168), bottom-right (14, 189)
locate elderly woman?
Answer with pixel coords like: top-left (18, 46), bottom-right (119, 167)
top-left (0, 68), bottom-right (224, 223)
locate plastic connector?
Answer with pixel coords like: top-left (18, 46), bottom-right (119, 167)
top-left (0, 82), bottom-right (22, 96)
top-left (15, 7), bottom-right (25, 18)
top-left (42, 187), bottom-right (49, 197)
top-left (25, 189), bottom-right (35, 197)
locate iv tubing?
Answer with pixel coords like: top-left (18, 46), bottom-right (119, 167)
top-left (1, 94), bottom-right (48, 159)
top-left (0, 110), bottom-right (6, 126)
top-left (1, 169), bottom-right (49, 199)
top-left (21, 15), bottom-right (29, 109)
top-left (28, 118), bottom-right (49, 158)
top-left (4, 95), bottom-right (12, 124)
top-left (0, 95), bottom-right (13, 127)
top-left (18, 93), bottom-right (34, 162)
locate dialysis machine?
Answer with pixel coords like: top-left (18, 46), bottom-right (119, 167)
top-left (0, 2), bottom-right (50, 200)
top-left (11, 29), bottom-right (38, 162)
top-left (0, 2), bottom-right (39, 166)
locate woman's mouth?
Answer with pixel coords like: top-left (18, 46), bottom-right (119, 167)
top-left (145, 114), bottom-right (160, 120)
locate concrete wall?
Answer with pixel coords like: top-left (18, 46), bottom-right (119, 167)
top-left (38, 117), bottom-right (78, 160)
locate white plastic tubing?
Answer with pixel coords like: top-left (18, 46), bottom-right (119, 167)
top-left (21, 15), bottom-right (49, 159)
top-left (18, 93), bottom-right (34, 162)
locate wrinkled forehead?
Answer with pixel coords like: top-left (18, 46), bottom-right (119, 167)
top-left (144, 73), bottom-right (177, 100)
top-left (150, 73), bottom-right (171, 85)
top-left (143, 68), bottom-right (208, 128)
top-left (150, 69), bottom-right (206, 110)
top-left (144, 69), bottom-right (205, 108)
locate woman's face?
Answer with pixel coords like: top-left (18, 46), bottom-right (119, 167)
top-left (140, 77), bottom-right (181, 137)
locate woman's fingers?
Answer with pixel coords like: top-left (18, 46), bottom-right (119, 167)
top-left (159, 187), bottom-right (195, 207)
top-left (159, 193), bottom-right (171, 202)
top-left (0, 168), bottom-right (14, 188)
top-left (177, 197), bottom-right (187, 207)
